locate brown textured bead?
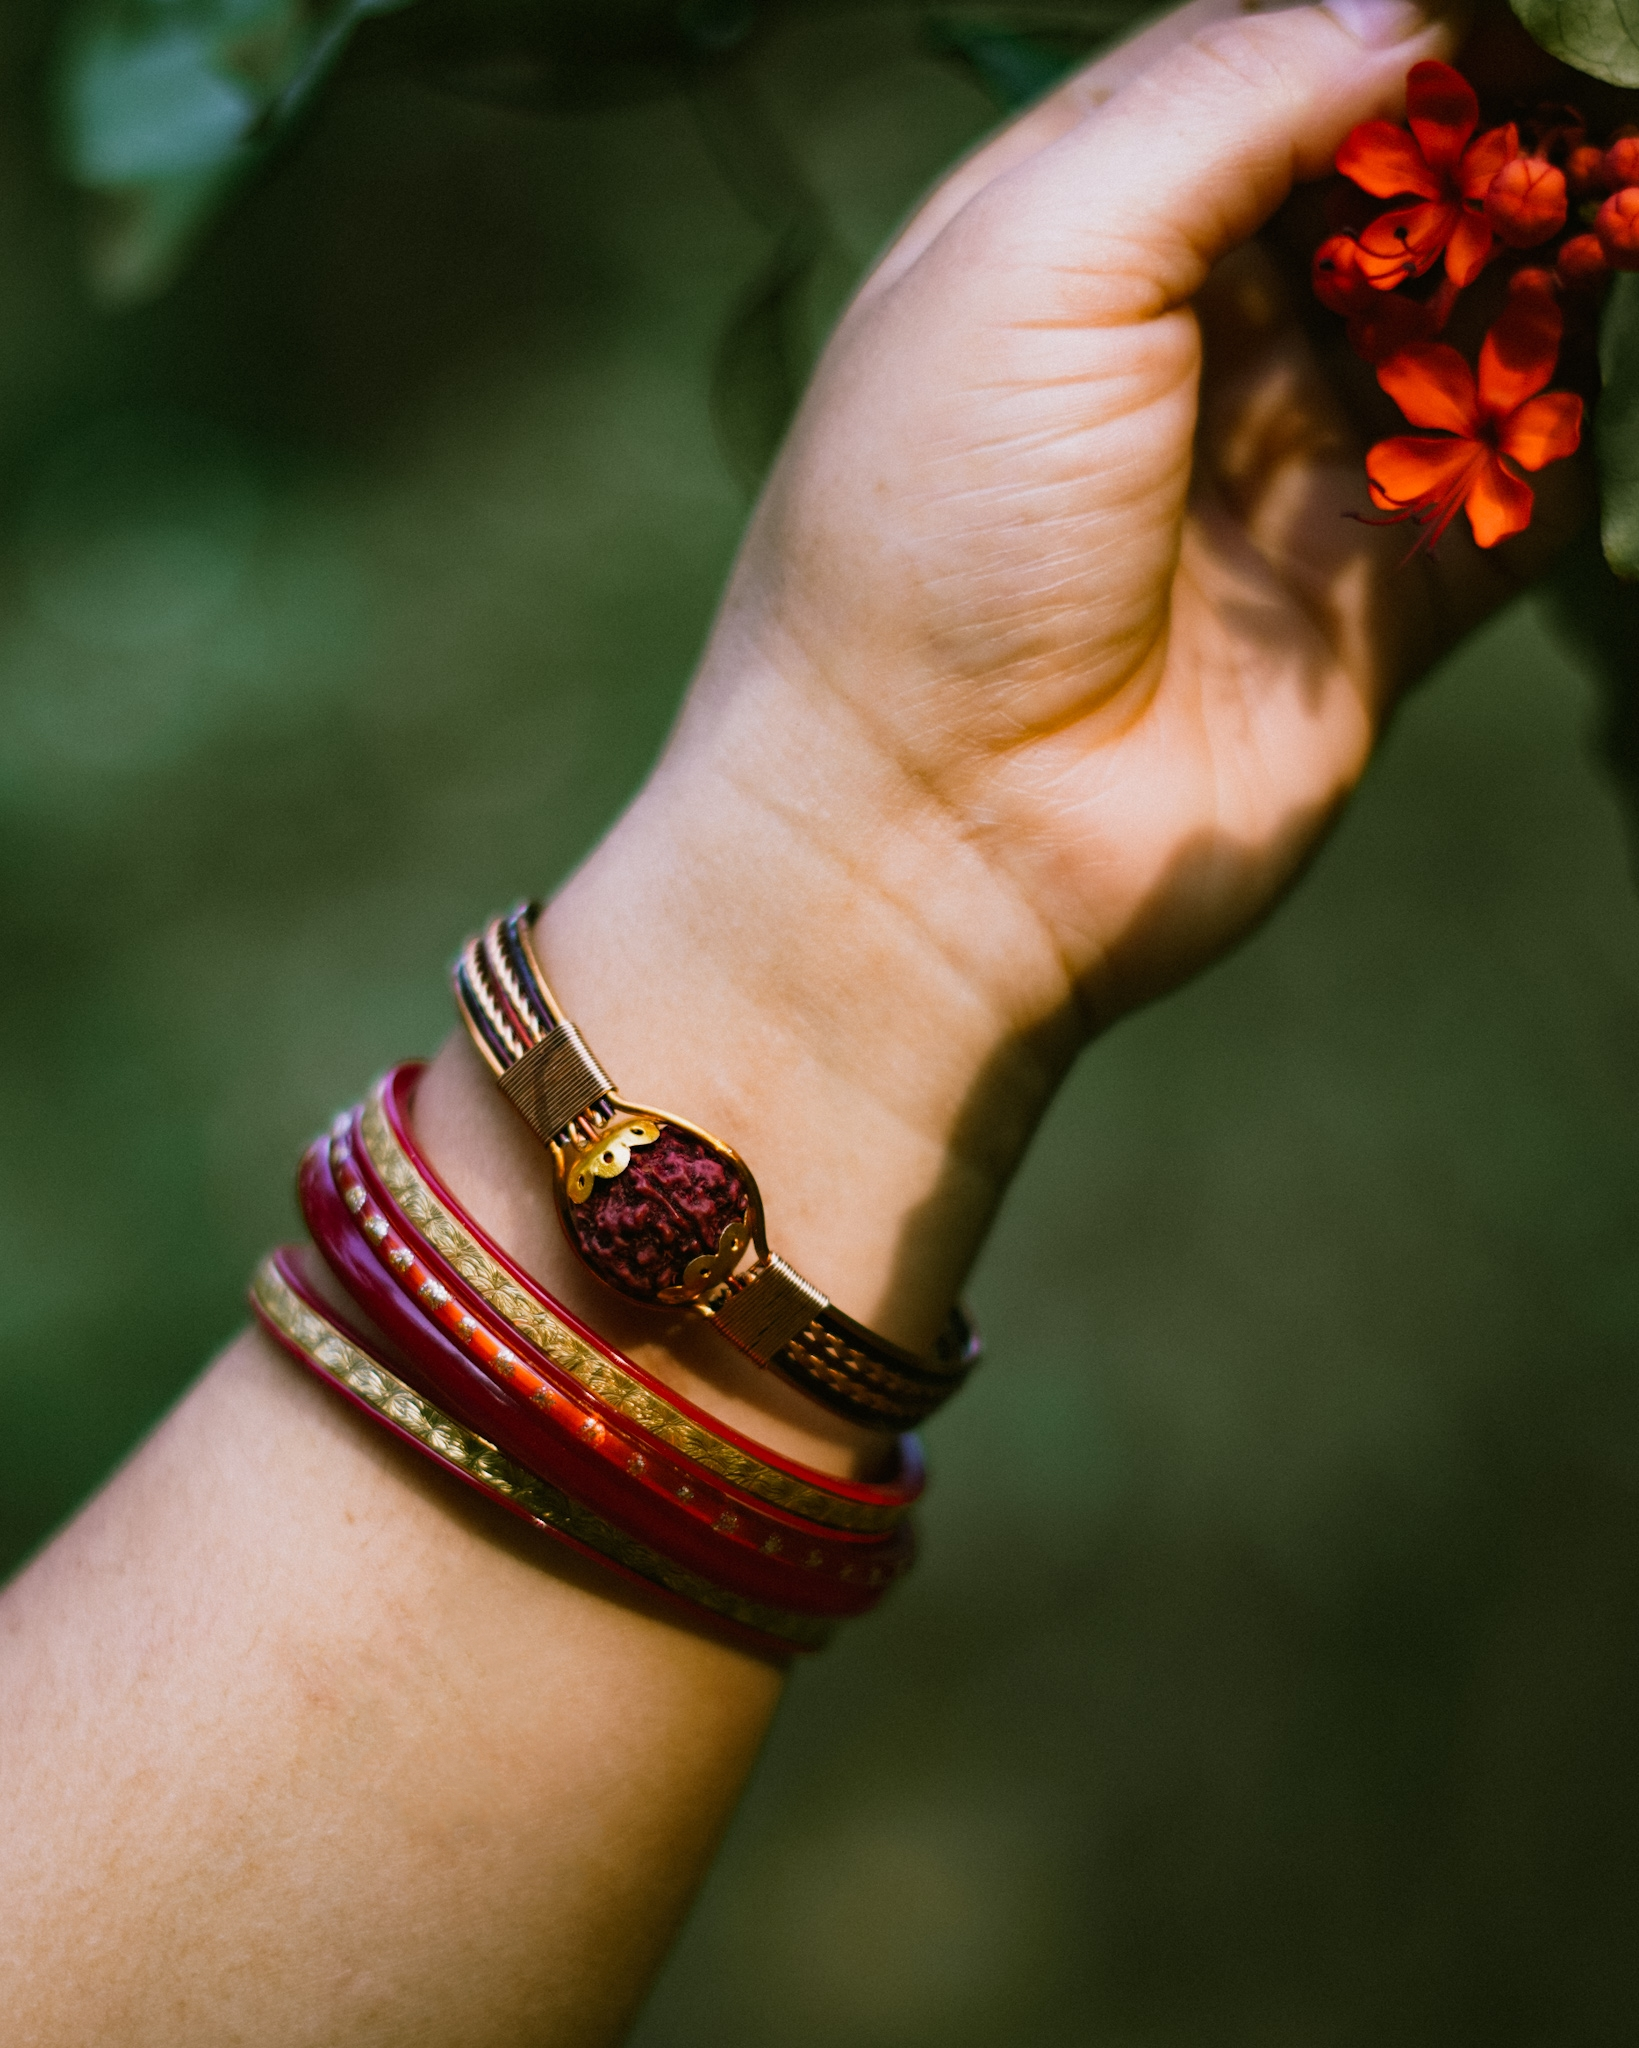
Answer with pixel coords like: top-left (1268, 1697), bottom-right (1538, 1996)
top-left (564, 1123), bottom-right (751, 1302)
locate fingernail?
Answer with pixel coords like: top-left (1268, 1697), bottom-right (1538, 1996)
top-left (1322, 0), bottom-right (1428, 47)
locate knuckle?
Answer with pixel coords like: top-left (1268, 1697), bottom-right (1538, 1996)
top-left (1184, 20), bottom-right (1302, 105)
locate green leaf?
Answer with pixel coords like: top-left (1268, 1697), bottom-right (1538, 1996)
top-left (924, 20), bottom-right (1078, 108)
top-left (1510, 0), bottom-right (1639, 88)
top-left (56, 0), bottom-right (413, 304)
top-left (924, 9), bottom-right (1155, 111)
top-left (1598, 271), bottom-right (1639, 579)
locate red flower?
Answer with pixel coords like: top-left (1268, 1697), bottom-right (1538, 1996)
top-left (1311, 234), bottom-right (1449, 361)
top-left (1364, 288), bottom-right (1582, 549)
top-left (1336, 61), bottom-right (1518, 289)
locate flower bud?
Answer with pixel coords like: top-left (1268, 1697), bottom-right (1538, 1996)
top-left (1567, 144), bottom-right (1606, 197)
top-left (1486, 156), bottom-right (1568, 247)
top-left (1606, 135), bottom-right (1639, 190)
top-left (1557, 232), bottom-right (1609, 286)
top-left (1597, 187), bottom-right (1639, 270)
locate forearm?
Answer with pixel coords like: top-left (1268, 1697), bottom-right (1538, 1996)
top-left (0, 1325), bottom-right (782, 2047)
top-left (0, 712), bottom-right (1063, 2046)
top-left (0, 0), bottom-right (1487, 2032)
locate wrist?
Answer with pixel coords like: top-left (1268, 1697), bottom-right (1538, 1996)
top-left (412, 659), bottom-right (1082, 1474)
top-left (551, 660), bottom-right (1083, 1318)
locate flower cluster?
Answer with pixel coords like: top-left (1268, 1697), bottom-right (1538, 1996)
top-left (1314, 61), bottom-right (1591, 550)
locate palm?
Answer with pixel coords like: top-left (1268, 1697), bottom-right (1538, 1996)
top-left (729, 14), bottom-right (1576, 1021)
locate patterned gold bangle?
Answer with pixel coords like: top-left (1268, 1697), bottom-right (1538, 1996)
top-left (452, 902), bottom-right (979, 1430)
top-left (250, 1251), bottom-right (831, 1654)
top-left (358, 1074), bottom-right (919, 1535)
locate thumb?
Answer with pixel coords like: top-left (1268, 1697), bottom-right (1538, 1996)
top-left (959, 0), bottom-right (1462, 323)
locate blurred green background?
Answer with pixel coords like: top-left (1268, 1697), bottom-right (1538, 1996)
top-left (6, 2), bottom-right (1639, 2041)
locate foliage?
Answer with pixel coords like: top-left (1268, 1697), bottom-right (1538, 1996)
top-left (923, 15), bottom-right (1091, 106)
top-left (698, 8), bottom-right (1142, 484)
top-left (56, 0), bottom-right (410, 302)
top-left (1512, 0), bottom-right (1639, 89)
top-left (1598, 271), bottom-right (1639, 572)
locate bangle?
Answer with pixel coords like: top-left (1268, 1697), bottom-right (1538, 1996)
top-left (454, 902), bottom-right (979, 1429)
top-left (250, 1247), bottom-right (831, 1657)
top-left (301, 1119), bottom-right (913, 1617)
top-left (330, 1115), bottom-right (915, 1605)
top-left (363, 1064), bottom-right (922, 1534)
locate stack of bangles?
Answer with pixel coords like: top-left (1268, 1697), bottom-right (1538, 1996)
top-left (250, 903), bottom-right (980, 1657)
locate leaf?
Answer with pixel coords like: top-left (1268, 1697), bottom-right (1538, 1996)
top-left (56, 0), bottom-right (413, 304)
top-left (1598, 271), bottom-right (1639, 578)
top-left (923, 10), bottom-right (1155, 111)
top-left (923, 19), bottom-right (1079, 108)
top-left (1510, 0), bottom-right (1639, 88)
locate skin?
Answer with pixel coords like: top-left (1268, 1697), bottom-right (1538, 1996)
top-left (0, 2), bottom-right (1567, 2041)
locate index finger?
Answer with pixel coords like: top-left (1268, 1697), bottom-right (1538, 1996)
top-left (856, 0), bottom-right (1455, 311)
top-left (858, 0), bottom-right (1300, 305)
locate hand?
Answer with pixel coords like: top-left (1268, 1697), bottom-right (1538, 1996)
top-left (462, 0), bottom-right (1527, 1378)
top-left (683, 0), bottom-right (1524, 1031)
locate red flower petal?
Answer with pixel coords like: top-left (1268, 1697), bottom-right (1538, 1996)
top-left (1478, 290), bottom-right (1562, 417)
top-left (1354, 243), bottom-right (1421, 290)
top-left (1361, 199), bottom-right (1460, 281)
top-left (1336, 119), bottom-right (1443, 200)
top-left (1457, 124), bottom-right (1520, 201)
top-left (1406, 60), bottom-right (1478, 175)
top-left (1464, 455), bottom-right (1534, 547)
top-left (1378, 343), bottom-right (1481, 434)
top-left (1443, 208), bottom-right (1495, 287)
top-left (1497, 390), bottom-right (1583, 470)
top-left (1366, 432), bottom-right (1479, 511)
top-left (1312, 234), bottom-right (1372, 314)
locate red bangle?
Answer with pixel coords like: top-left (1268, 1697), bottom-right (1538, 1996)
top-left (334, 1116), bottom-right (913, 1603)
top-left (250, 1247), bottom-right (830, 1658)
top-left (368, 1064), bottom-right (923, 1533)
top-left (302, 1121), bottom-right (913, 1618)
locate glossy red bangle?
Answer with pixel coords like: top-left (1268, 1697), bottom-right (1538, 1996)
top-left (249, 1246), bottom-right (830, 1657)
top-left (337, 1118), bottom-right (914, 1601)
top-left (302, 1122), bottom-right (912, 1618)
top-left (341, 1109), bottom-right (912, 1573)
top-left (368, 1064), bottom-right (924, 1533)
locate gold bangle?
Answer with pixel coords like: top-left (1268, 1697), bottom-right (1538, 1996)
top-left (357, 1076), bottom-right (921, 1535)
top-left (453, 902), bottom-right (979, 1430)
top-left (250, 1252), bottom-right (831, 1654)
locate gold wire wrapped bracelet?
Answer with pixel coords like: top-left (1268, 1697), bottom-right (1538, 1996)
top-left (453, 902), bottom-right (978, 1431)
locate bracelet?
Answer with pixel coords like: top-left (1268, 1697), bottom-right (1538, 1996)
top-left (363, 1064), bottom-right (922, 1534)
top-left (301, 1118), bottom-right (913, 1617)
top-left (453, 902), bottom-right (980, 1429)
top-left (250, 1247), bottom-right (831, 1657)
top-left (332, 1114), bottom-right (915, 1604)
